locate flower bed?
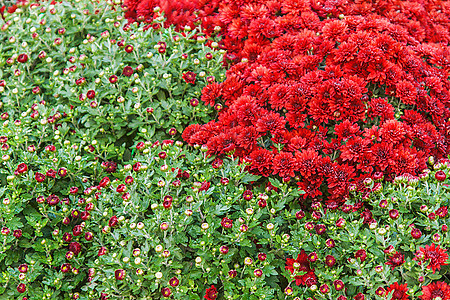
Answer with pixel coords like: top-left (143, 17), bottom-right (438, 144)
top-left (182, 0), bottom-right (450, 207)
top-left (0, 0), bottom-right (449, 299)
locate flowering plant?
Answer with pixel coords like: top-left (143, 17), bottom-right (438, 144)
top-left (1, 0), bottom-right (450, 299)
top-left (280, 167), bottom-right (450, 299)
top-left (182, 0), bottom-right (450, 208)
top-left (0, 0), bottom-right (224, 156)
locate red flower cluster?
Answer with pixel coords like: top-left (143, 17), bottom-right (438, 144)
top-left (285, 250), bottom-right (317, 286)
top-left (414, 243), bottom-right (449, 274)
top-left (420, 281), bottom-right (450, 300)
top-left (182, 0), bottom-right (450, 205)
top-left (386, 282), bottom-right (409, 300)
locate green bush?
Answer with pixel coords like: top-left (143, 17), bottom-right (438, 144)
top-left (1, 0), bottom-right (449, 299)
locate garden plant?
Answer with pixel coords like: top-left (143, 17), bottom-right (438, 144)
top-left (0, 0), bottom-right (449, 299)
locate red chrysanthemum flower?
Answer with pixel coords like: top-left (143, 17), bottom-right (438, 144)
top-left (182, 124), bottom-right (203, 146)
top-left (340, 136), bottom-right (369, 163)
top-left (415, 244), bottom-right (449, 274)
top-left (386, 251), bottom-right (405, 270)
top-left (122, 66), bottom-right (134, 77)
top-left (233, 96), bottom-right (261, 126)
top-left (201, 83), bottom-right (222, 106)
top-left (207, 131), bottom-right (238, 155)
top-left (420, 281), bottom-right (450, 300)
top-left (285, 250), bottom-right (317, 286)
top-left (268, 84), bottom-right (290, 110)
top-left (295, 149), bottom-right (320, 177)
top-left (220, 217), bottom-right (233, 229)
top-left (334, 120), bottom-right (361, 141)
top-left (396, 80), bottom-right (418, 105)
top-left (297, 176), bottom-right (323, 199)
top-left (204, 285), bottom-right (218, 300)
top-left (236, 126), bottom-right (260, 150)
top-left (272, 151), bottom-right (297, 178)
top-left (327, 163), bottom-right (355, 197)
top-left (386, 282), bottom-right (409, 300)
top-left (182, 71), bottom-right (196, 84)
top-left (247, 148), bottom-right (274, 177)
top-left (368, 97), bottom-right (395, 121)
top-left (255, 111), bottom-right (286, 134)
top-left (379, 120), bottom-right (406, 145)
top-left (388, 146), bottom-right (419, 176)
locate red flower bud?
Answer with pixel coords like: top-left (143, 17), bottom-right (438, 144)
top-left (18, 264), bottom-right (28, 273)
top-left (161, 287), bottom-right (171, 298)
top-left (325, 255), bottom-right (336, 267)
top-left (72, 225), bottom-right (83, 236)
top-left (109, 75), bottom-right (118, 83)
top-left (334, 280), bottom-right (345, 291)
top-left (46, 194), bottom-right (60, 206)
top-left (122, 66), bottom-right (133, 77)
top-left (58, 167), bottom-right (67, 177)
top-left (336, 217), bottom-right (346, 227)
top-left (17, 283), bottom-right (26, 293)
top-left (435, 170), bottom-right (446, 181)
top-left (13, 229), bottom-right (22, 238)
top-left (125, 176), bottom-right (134, 185)
top-left (308, 252), bottom-right (318, 262)
top-left (115, 269), bottom-right (126, 280)
top-left (116, 184), bottom-right (127, 193)
top-left (228, 270), bottom-right (237, 278)
top-left (86, 90), bottom-right (95, 99)
top-left (17, 54), bottom-right (28, 63)
top-left (32, 86), bottom-right (41, 94)
top-left (258, 199), bottom-right (267, 208)
top-left (99, 176), bottom-right (111, 188)
top-left (411, 228), bottom-right (422, 239)
top-left (125, 45), bottom-right (134, 53)
top-left (61, 263), bottom-right (72, 273)
top-left (221, 217), bottom-right (233, 229)
top-left (254, 269), bottom-right (263, 277)
top-left (109, 215), bottom-right (118, 227)
top-left (319, 284), bottom-right (329, 294)
top-left (169, 277), bottom-right (179, 287)
top-left (15, 163), bottom-right (28, 174)
top-left (258, 253), bottom-right (267, 261)
top-left (35, 172), bottom-right (46, 182)
top-left (190, 98), bottom-right (199, 106)
top-left (220, 245), bottom-right (229, 254)
top-left (355, 249), bottom-right (367, 262)
top-left (85, 231), bottom-right (93, 241)
top-left (98, 247), bottom-right (107, 256)
top-left (80, 211), bottom-right (90, 221)
top-left (389, 209), bottom-right (399, 220)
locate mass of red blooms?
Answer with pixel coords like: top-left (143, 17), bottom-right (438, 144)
top-left (178, 0), bottom-right (450, 206)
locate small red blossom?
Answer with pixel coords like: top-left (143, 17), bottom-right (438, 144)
top-left (285, 250), bottom-right (317, 286)
top-left (204, 285), bottom-right (218, 300)
top-left (122, 66), bottom-right (134, 77)
top-left (221, 217), bottom-right (233, 229)
top-left (414, 244), bottom-right (449, 273)
top-left (420, 281), bottom-right (450, 300)
top-left (386, 251), bottom-right (405, 270)
top-left (182, 71), bottom-right (196, 84)
top-left (386, 282), bottom-right (409, 300)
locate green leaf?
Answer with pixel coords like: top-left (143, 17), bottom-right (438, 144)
top-left (240, 173), bottom-right (261, 184)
